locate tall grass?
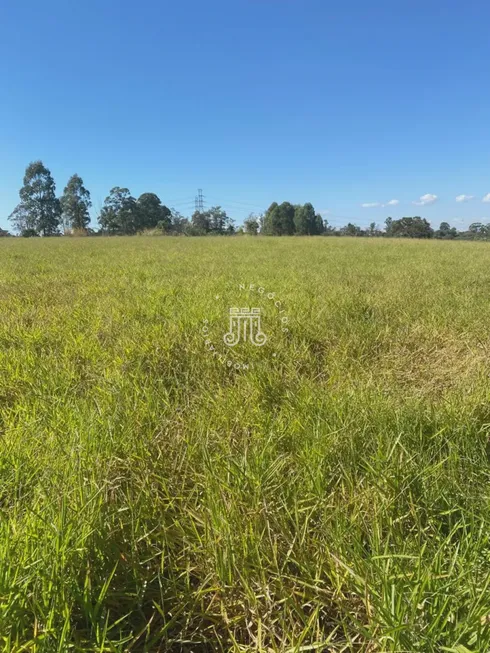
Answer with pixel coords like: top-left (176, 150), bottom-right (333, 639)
top-left (1, 236), bottom-right (490, 651)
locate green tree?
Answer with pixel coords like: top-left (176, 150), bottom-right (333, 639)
top-left (294, 204), bottom-right (308, 236)
top-left (313, 213), bottom-right (325, 235)
top-left (136, 193), bottom-right (171, 231)
top-left (60, 174), bottom-right (91, 231)
top-left (9, 161), bottom-right (61, 236)
top-left (294, 204), bottom-right (307, 234)
top-left (270, 202), bottom-right (295, 235)
top-left (190, 206), bottom-right (233, 235)
top-left (244, 215), bottom-right (259, 235)
top-left (191, 210), bottom-right (210, 234)
top-left (261, 202), bottom-right (278, 235)
top-left (468, 222), bottom-right (487, 238)
top-left (169, 210), bottom-right (188, 234)
top-left (98, 187), bottom-right (138, 234)
top-left (390, 217), bottom-right (433, 238)
top-left (341, 223), bottom-right (363, 237)
top-left (435, 221), bottom-right (457, 239)
top-left (304, 203), bottom-right (316, 234)
top-left (385, 217), bottom-right (393, 236)
top-left (9, 204), bottom-right (34, 235)
top-left (294, 203), bottom-right (316, 235)
top-left (207, 206), bottom-right (231, 234)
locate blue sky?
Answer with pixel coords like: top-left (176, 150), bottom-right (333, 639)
top-left (1, 0), bottom-right (490, 231)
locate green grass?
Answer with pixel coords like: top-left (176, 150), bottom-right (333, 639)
top-left (1, 235), bottom-right (490, 651)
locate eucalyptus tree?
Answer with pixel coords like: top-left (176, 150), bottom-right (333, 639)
top-left (60, 174), bottom-right (92, 231)
top-left (9, 161), bottom-right (61, 236)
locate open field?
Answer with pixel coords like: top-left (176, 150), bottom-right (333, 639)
top-left (2, 236), bottom-right (490, 651)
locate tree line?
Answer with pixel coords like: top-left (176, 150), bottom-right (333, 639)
top-left (2, 161), bottom-right (489, 241)
top-left (5, 161), bottom-right (238, 237)
top-left (324, 217), bottom-right (488, 240)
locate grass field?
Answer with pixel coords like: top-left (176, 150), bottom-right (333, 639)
top-left (2, 236), bottom-right (490, 651)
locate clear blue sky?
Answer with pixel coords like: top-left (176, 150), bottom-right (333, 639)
top-left (1, 0), bottom-right (490, 231)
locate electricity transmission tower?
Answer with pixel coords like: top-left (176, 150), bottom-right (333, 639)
top-left (195, 189), bottom-right (204, 214)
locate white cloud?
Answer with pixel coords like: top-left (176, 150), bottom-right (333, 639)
top-left (413, 193), bottom-right (438, 206)
top-left (386, 199), bottom-right (399, 206)
top-left (361, 202), bottom-right (381, 208)
top-left (482, 193), bottom-right (490, 203)
top-left (455, 194), bottom-right (474, 202)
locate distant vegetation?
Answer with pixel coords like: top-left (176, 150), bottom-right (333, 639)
top-left (4, 160), bottom-right (490, 240)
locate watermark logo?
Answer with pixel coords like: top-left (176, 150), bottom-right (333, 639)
top-left (201, 283), bottom-right (289, 371)
top-left (223, 307), bottom-right (267, 347)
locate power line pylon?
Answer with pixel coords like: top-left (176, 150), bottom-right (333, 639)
top-left (195, 188), bottom-right (204, 213)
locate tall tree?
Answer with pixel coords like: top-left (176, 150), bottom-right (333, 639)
top-left (98, 187), bottom-right (138, 234)
top-left (468, 222), bottom-right (487, 239)
top-left (314, 213), bottom-right (325, 235)
top-left (207, 206), bottom-right (231, 234)
top-left (341, 223), bottom-right (363, 237)
top-left (191, 210), bottom-right (210, 234)
top-left (323, 217), bottom-right (333, 234)
top-left (294, 204), bottom-right (309, 234)
top-left (9, 204), bottom-right (34, 235)
top-left (9, 161), bottom-right (61, 236)
top-left (60, 174), bottom-right (91, 231)
top-left (169, 209), bottom-right (188, 234)
top-left (136, 193), bottom-right (171, 231)
top-left (385, 217), bottom-right (393, 237)
top-left (244, 214), bottom-right (260, 235)
top-left (435, 221), bottom-right (457, 239)
top-left (190, 206), bottom-right (234, 234)
top-left (262, 202), bottom-right (278, 235)
top-left (389, 217), bottom-right (433, 238)
top-left (271, 202), bottom-right (295, 235)
top-left (294, 203), bottom-right (317, 235)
